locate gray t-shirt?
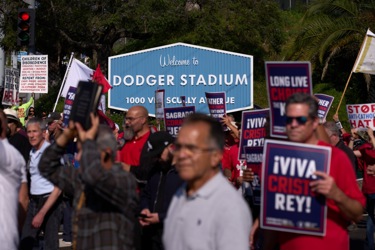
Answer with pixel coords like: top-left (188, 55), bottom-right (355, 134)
top-left (163, 172), bottom-right (252, 250)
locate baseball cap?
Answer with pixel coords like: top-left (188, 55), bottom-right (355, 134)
top-left (3, 108), bottom-right (21, 125)
top-left (46, 112), bottom-right (62, 124)
top-left (144, 131), bottom-right (174, 159)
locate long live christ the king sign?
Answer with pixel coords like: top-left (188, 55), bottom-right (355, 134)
top-left (108, 43), bottom-right (253, 116)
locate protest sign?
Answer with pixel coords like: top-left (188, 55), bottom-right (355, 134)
top-left (346, 103), bottom-right (375, 129)
top-left (205, 92), bottom-right (226, 120)
top-left (164, 106), bottom-right (195, 137)
top-left (238, 109), bottom-right (269, 159)
top-left (244, 146), bottom-right (263, 205)
top-left (266, 62), bottom-right (312, 138)
top-left (314, 94), bottom-right (334, 122)
top-left (62, 86), bottom-right (77, 127)
top-left (19, 55), bottom-right (48, 93)
top-left (155, 89), bottom-right (165, 119)
top-left (2, 67), bottom-right (19, 106)
top-left (261, 139), bottom-right (331, 236)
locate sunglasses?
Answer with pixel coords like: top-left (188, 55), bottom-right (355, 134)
top-left (285, 116), bottom-right (309, 125)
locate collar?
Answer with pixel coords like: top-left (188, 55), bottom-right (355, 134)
top-left (185, 172), bottom-right (222, 199)
top-left (131, 130), bottom-right (150, 142)
top-left (31, 140), bottom-right (50, 154)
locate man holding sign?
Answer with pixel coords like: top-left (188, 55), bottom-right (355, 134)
top-left (265, 93), bottom-right (365, 250)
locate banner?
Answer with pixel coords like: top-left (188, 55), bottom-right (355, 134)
top-left (62, 86), bottom-right (76, 127)
top-left (346, 103), bottom-right (375, 129)
top-left (238, 109), bottom-right (269, 159)
top-left (2, 68), bottom-right (19, 106)
top-left (266, 62), bottom-right (312, 138)
top-left (155, 89), bottom-right (165, 119)
top-left (61, 59), bottom-right (94, 98)
top-left (261, 140), bottom-right (331, 236)
top-left (164, 106), bottom-right (195, 137)
top-left (109, 43), bottom-right (253, 115)
top-left (314, 94), bottom-right (334, 122)
top-left (244, 146), bottom-right (263, 205)
top-left (352, 29), bottom-right (375, 75)
top-left (19, 55), bottom-right (48, 93)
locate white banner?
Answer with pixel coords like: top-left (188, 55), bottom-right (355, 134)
top-left (61, 59), bottom-right (94, 98)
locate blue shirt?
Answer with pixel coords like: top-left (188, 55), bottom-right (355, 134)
top-left (29, 140), bottom-right (54, 195)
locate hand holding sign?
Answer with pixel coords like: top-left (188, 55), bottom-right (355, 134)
top-left (309, 171), bottom-right (338, 200)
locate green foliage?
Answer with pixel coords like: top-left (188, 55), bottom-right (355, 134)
top-left (35, 84), bottom-right (63, 114)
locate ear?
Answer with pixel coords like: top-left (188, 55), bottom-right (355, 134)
top-left (210, 149), bottom-right (223, 168)
top-left (310, 116), bottom-right (319, 130)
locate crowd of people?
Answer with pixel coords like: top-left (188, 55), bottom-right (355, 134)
top-left (0, 92), bottom-right (374, 250)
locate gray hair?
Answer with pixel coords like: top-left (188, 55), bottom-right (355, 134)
top-left (323, 121), bottom-right (339, 137)
top-left (26, 117), bottom-right (47, 131)
top-left (96, 124), bottom-right (117, 160)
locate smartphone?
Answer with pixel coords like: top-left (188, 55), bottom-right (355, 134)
top-left (137, 213), bottom-right (150, 219)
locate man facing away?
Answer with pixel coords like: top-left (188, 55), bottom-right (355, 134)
top-left (323, 121), bottom-right (357, 171)
top-left (163, 113), bottom-right (252, 250)
top-left (0, 109), bottom-right (27, 250)
top-left (39, 114), bottom-right (138, 250)
top-left (20, 117), bottom-right (62, 250)
top-left (264, 93), bottom-right (365, 250)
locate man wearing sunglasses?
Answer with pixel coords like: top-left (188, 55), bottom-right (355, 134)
top-left (265, 93), bottom-right (365, 250)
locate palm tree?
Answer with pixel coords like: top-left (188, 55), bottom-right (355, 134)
top-left (285, 0), bottom-right (375, 101)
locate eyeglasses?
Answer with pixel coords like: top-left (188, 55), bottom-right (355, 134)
top-left (174, 143), bottom-right (215, 154)
top-left (124, 116), bottom-right (144, 122)
top-left (285, 116), bottom-right (309, 125)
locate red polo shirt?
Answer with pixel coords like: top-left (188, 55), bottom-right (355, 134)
top-left (119, 131), bottom-right (150, 166)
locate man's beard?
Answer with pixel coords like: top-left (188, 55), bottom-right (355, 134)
top-left (123, 126), bottom-right (135, 140)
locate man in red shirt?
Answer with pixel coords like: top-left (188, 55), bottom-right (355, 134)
top-left (264, 93), bottom-right (365, 250)
top-left (119, 106), bottom-right (151, 172)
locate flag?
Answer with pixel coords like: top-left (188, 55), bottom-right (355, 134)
top-left (61, 59), bottom-right (94, 97)
top-left (97, 109), bottom-right (115, 130)
top-left (352, 29), bottom-right (375, 75)
top-left (92, 64), bottom-right (112, 94)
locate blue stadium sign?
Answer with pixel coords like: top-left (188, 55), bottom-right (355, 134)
top-left (108, 43), bottom-right (253, 116)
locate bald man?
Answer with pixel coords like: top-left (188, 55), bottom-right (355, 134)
top-left (119, 106), bottom-right (151, 173)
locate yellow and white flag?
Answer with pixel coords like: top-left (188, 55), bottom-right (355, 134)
top-left (352, 29), bottom-right (375, 74)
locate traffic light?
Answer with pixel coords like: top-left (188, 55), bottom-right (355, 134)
top-left (17, 8), bottom-right (35, 47)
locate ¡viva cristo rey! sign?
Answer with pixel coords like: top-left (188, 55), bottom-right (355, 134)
top-left (108, 43), bottom-right (253, 116)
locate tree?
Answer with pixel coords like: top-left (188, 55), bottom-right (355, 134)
top-left (285, 0), bottom-right (375, 103)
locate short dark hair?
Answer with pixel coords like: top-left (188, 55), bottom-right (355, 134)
top-left (182, 113), bottom-right (225, 151)
top-left (96, 124), bottom-right (118, 160)
top-left (285, 93), bottom-right (318, 119)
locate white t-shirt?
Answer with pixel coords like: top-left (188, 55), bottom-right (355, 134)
top-left (0, 138), bottom-right (26, 250)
